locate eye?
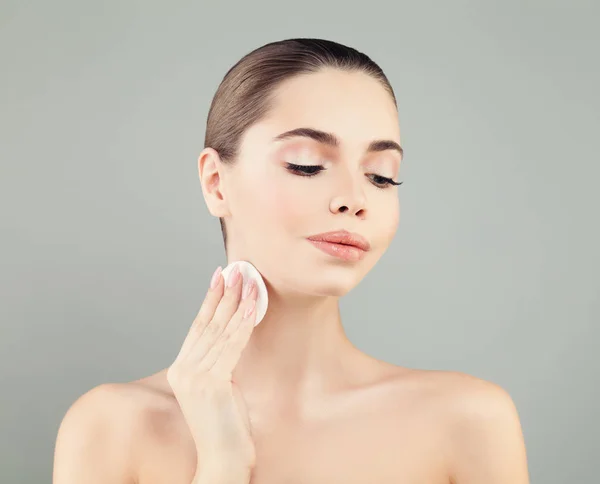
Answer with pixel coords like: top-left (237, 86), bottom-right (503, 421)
top-left (285, 163), bottom-right (403, 189)
top-left (368, 174), bottom-right (403, 189)
top-left (285, 163), bottom-right (326, 177)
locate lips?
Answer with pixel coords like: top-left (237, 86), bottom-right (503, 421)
top-left (306, 230), bottom-right (371, 251)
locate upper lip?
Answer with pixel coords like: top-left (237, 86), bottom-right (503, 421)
top-left (307, 230), bottom-right (371, 251)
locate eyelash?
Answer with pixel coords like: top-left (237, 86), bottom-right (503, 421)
top-left (285, 163), bottom-right (403, 189)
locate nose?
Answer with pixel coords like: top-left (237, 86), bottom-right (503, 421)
top-left (329, 171), bottom-right (367, 219)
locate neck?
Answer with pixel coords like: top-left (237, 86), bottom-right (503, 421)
top-left (231, 277), bottom-right (362, 410)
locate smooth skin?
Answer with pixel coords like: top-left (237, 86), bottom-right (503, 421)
top-left (53, 68), bottom-right (530, 483)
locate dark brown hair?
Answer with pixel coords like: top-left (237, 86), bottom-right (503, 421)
top-left (203, 38), bottom-right (397, 253)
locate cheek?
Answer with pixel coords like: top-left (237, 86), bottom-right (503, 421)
top-left (373, 197), bottom-right (400, 247)
top-left (390, 201), bottom-right (400, 232)
top-left (388, 202), bottom-right (400, 240)
top-left (264, 181), bottom-right (311, 232)
top-left (255, 169), bottom-right (324, 233)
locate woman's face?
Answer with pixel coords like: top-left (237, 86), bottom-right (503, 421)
top-left (209, 68), bottom-right (402, 297)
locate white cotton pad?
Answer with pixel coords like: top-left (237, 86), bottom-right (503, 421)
top-left (221, 260), bottom-right (268, 326)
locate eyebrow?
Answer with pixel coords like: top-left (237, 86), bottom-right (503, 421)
top-left (272, 127), bottom-right (404, 160)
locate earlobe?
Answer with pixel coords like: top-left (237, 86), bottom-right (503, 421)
top-left (197, 148), bottom-right (230, 218)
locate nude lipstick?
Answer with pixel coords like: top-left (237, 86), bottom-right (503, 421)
top-left (306, 230), bottom-right (370, 262)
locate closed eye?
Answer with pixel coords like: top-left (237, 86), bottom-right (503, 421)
top-left (285, 163), bottom-right (402, 189)
top-left (368, 174), bottom-right (403, 187)
top-left (286, 163), bottom-right (325, 176)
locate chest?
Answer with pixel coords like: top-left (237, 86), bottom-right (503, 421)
top-left (139, 406), bottom-right (449, 484)
top-left (248, 415), bottom-right (447, 484)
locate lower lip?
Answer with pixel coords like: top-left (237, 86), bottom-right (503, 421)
top-left (307, 239), bottom-right (367, 261)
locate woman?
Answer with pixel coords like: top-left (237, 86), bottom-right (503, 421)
top-left (53, 38), bottom-right (530, 484)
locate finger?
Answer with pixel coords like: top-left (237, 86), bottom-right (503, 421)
top-left (196, 284), bottom-right (256, 372)
top-left (207, 267), bottom-right (244, 335)
top-left (183, 266), bottom-right (245, 363)
top-left (217, 280), bottom-right (256, 341)
top-left (177, 267), bottom-right (225, 359)
top-left (210, 293), bottom-right (257, 377)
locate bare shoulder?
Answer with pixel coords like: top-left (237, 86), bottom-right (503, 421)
top-left (402, 368), bottom-right (519, 408)
top-left (53, 371), bottom-right (180, 484)
top-left (394, 368), bottom-right (530, 483)
top-left (391, 367), bottom-right (524, 427)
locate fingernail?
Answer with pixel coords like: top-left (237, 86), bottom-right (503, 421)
top-left (210, 266), bottom-right (222, 289)
top-left (244, 299), bottom-right (256, 318)
top-left (242, 280), bottom-right (250, 299)
top-left (227, 265), bottom-right (241, 288)
top-left (242, 280), bottom-right (255, 300)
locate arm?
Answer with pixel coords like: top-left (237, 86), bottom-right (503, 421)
top-left (447, 377), bottom-right (531, 484)
top-left (53, 384), bottom-right (136, 484)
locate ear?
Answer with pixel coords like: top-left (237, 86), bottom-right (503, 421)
top-left (198, 147), bottom-right (231, 218)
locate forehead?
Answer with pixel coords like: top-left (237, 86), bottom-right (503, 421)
top-left (250, 69), bottom-right (401, 151)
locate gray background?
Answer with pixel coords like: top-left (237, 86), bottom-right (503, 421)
top-left (1, 1), bottom-right (598, 483)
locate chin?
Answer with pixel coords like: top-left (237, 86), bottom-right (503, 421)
top-left (263, 266), bottom-right (359, 298)
top-left (256, 249), bottom-right (370, 297)
top-left (314, 285), bottom-right (354, 298)
top-left (308, 272), bottom-right (361, 298)
top-left (299, 258), bottom-right (375, 298)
